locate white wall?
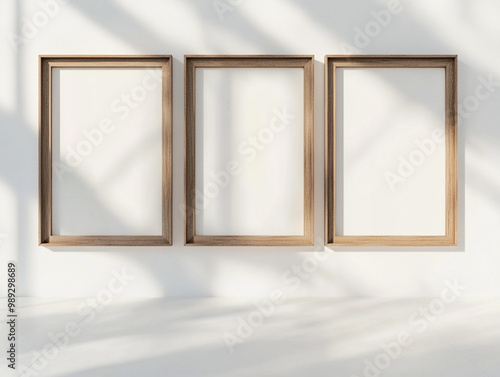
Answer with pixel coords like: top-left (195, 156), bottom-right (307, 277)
top-left (1, 0), bottom-right (499, 299)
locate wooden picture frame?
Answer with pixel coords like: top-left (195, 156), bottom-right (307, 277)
top-left (325, 55), bottom-right (457, 246)
top-left (185, 55), bottom-right (314, 246)
top-left (39, 55), bottom-right (172, 246)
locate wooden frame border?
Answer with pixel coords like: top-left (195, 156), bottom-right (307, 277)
top-left (39, 55), bottom-right (173, 246)
top-left (325, 55), bottom-right (457, 246)
top-left (185, 55), bottom-right (314, 246)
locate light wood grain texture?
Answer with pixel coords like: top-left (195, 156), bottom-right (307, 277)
top-left (190, 235), bottom-right (314, 247)
top-left (184, 55), bottom-right (314, 246)
top-left (39, 56), bottom-right (173, 247)
top-left (46, 235), bottom-right (170, 247)
top-left (325, 55), bottom-right (458, 247)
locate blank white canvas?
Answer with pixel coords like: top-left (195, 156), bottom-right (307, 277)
top-left (336, 68), bottom-right (446, 236)
top-left (52, 68), bottom-right (163, 236)
top-left (195, 68), bottom-right (304, 236)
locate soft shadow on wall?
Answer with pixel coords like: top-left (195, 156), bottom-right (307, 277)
top-left (2, 0), bottom-right (499, 299)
